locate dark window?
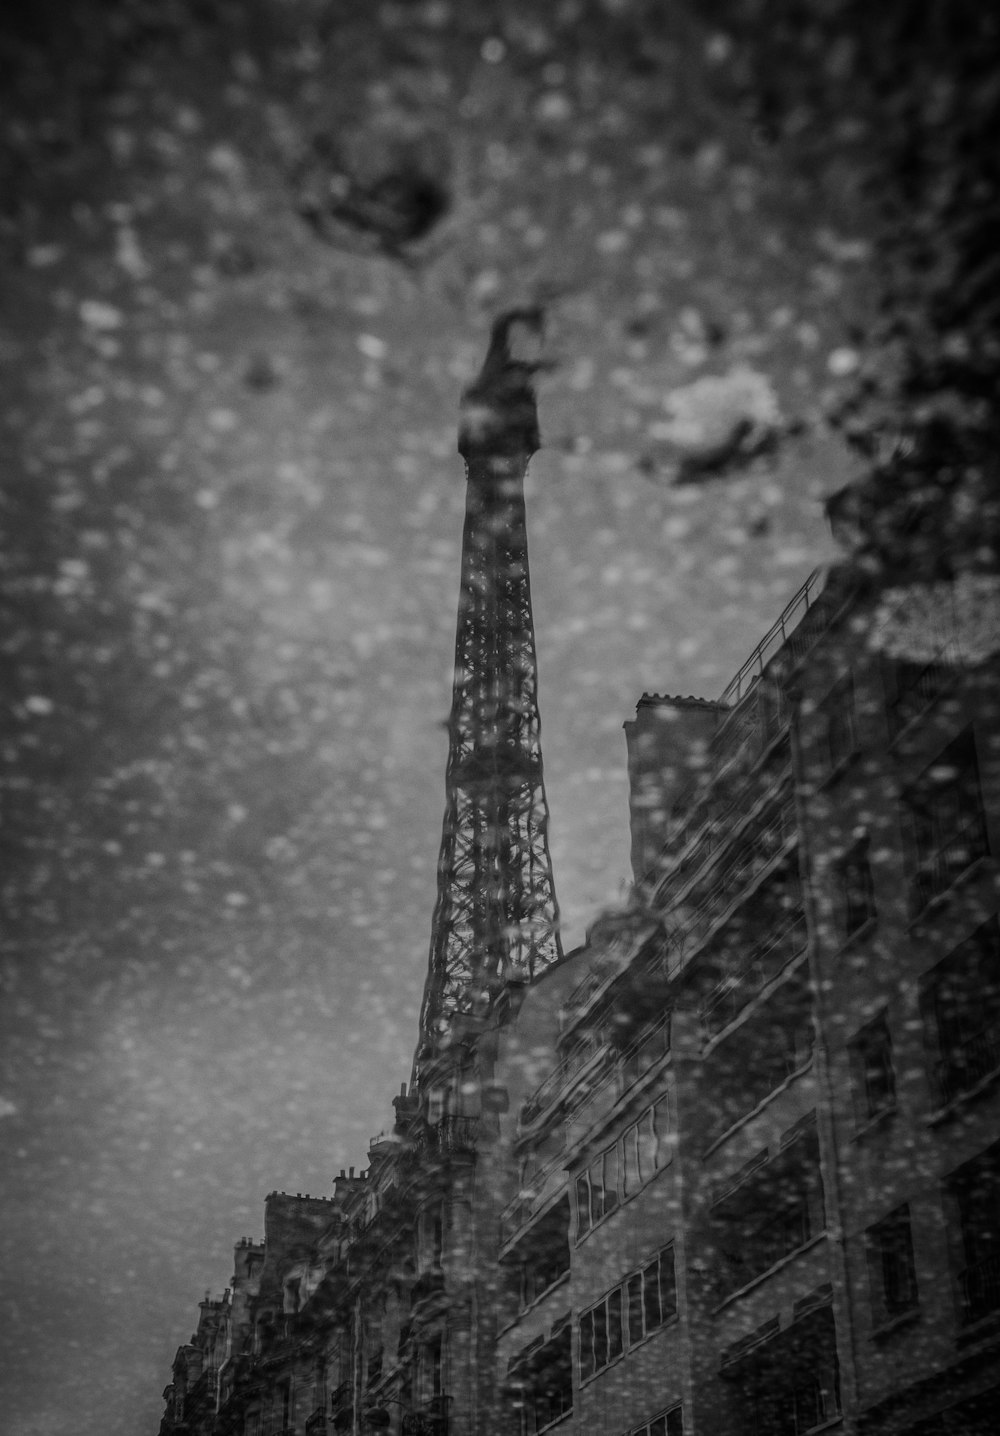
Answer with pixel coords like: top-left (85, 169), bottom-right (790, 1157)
top-left (867, 1205), bottom-right (918, 1327)
top-left (838, 838), bottom-right (876, 938)
top-left (949, 1144), bottom-right (1000, 1325)
top-left (887, 656), bottom-right (956, 738)
top-left (736, 1307), bottom-right (840, 1436)
top-left (511, 1189), bottom-right (574, 1315)
top-left (714, 1123), bottom-right (825, 1297)
top-left (509, 1323), bottom-right (572, 1436)
top-left (906, 728), bottom-right (990, 910)
top-left (921, 920), bottom-right (1000, 1106)
top-left (850, 1015), bottom-right (896, 1124)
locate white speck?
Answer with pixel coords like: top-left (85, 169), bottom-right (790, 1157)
top-left (481, 36), bottom-right (506, 63)
top-left (357, 333), bottom-right (387, 361)
top-left (0, 1097), bottom-right (15, 1119)
top-left (27, 244), bottom-right (64, 268)
top-left (225, 891), bottom-right (249, 908)
top-left (207, 408), bottom-right (238, 433)
top-left (536, 92), bottom-right (573, 122)
top-left (827, 347), bottom-right (860, 376)
top-left (597, 229), bottom-right (629, 255)
top-left (79, 299), bottom-right (124, 331)
top-left (207, 143), bottom-right (245, 178)
top-left (24, 695), bottom-right (54, 716)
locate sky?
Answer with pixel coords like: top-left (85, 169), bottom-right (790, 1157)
top-left (0, 3), bottom-right (880, 1432)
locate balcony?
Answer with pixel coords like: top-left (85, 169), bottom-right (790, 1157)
top-left (936, 1024), bottom-right (1000, 1106)
top-left (701, 915), bottom-right (808, 1039)
top-left (663, 796), bottom-right (798, 962)
top-left (889, 655), bottom-right (958, 738)
top-left (411, 1116), bottom-right (480, 1157)
top-left (330, 1380), bottom-right (353, 1431)
top-left (401, 1396), bottom-right (449, 1436)
top-left (912, 811), bottom-right (990, 912)
top-left (520, 1034), bottom-right (604, 1126)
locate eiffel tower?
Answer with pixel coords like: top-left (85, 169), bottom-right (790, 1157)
top-left (415, 310), bottom-right (563, 1068)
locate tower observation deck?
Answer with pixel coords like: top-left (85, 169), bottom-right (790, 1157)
top-left (415, 310), bottom-right (563, 1068)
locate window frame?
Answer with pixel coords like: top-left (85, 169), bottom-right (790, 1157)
top-left (866, 1203), bottom-right (919, 1329)
top-left (578, 1245), bottom-right (677, 1383)
top-left (574, 1095), bottom-right (672, 1241)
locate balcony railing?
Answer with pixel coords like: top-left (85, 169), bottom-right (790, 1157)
top-left (718, 569), bottom-right (823, 709)
top-left (521, 1035), bottom-right (603, 1125)
top-left (935, 1025), bottom-right (1000, 1105)
top-left (960, 1251), bottom-right (1000, 1324)
top-left (663, 797), bottom-right (798, 960)
top-left (401, 1396), bottom-right (449, 1436)
top-left (330, 1380), bottom-right (352, 1415)
top-left (889, 656), bottom-right (957, 737)
top-left (701, 915), bottom-right (808, 1037)
top-left (411, 1116), bottom-right (480, 1156)
top-left (913, 812), bottom-right (990, 910)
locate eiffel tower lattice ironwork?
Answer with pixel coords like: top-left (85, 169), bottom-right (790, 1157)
top-left (416, 310), bottom-right (563, 1061)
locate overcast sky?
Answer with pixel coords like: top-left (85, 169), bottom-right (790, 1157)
top-left (0, 4), bottom-right (880, 1432)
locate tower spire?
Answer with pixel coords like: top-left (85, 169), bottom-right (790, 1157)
top-left (416, 310), bottom-right (563, 1066)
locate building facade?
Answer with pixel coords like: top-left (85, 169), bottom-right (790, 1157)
top-left (160, 556), bottom-right (999, 1436)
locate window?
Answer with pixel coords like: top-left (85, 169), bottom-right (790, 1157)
top-left (850, 1014), bottom-right (896, 1124)
top-left (626, 1407), bottom-right (683, 1436)
top-left (509, 1198), bottom-right (571, 1310)
top-left (575, 1096), bottom-right (671, 1238)
top-left (626, 1249), bottom-right (677, 1346)
top-left (837, 837), bottom-right (876, 938)
top-left (818, 674), bottom-right (857, 775)
top-left (713, 1122), bottom-right (825, 1297)
top-left (949, 1143), bottom-right (1000, 1325)
top-left (867, 1205), bottom-right (918, 1327)
top-left (579, 1247), bottom-right (676, 1381)
top-left (621, 1014), bottom-right (671, 1086)
top-left (906, 727), bottom-right (990, 909)
top-left (921, 920), bottom-right (1000, 1105)
top-left (508, 1321), bottom-right (572, 1436)
top-left (732, 1307), bottom-right (840, 1436)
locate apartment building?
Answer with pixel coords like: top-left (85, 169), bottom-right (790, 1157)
top-left (159, 563), bottom-right (999, 1436)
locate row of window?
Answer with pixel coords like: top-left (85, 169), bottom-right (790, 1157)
top-left (850, 919), bottom-right (1000, 1123)
top-left (579, 1246), bottom-right (677, 1381)
top-left (575, 1096), bottom-right (671, 1238)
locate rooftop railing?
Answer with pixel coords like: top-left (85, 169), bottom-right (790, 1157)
top-left (718, 568), bottom-right (823, 709)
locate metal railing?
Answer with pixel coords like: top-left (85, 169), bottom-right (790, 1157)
top-left (888, 656), bottom-right (957, 737)
top-left (718, 569), bottom-right (823, 708)
top-left (663, 797), bottom-right (798, 960)
top-left (521, 1035), bottom-right (602, 1125)
top-left (701, 915), bottom-right (808, 1037)
top-left (912, 812), bottom-right (990, 910)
